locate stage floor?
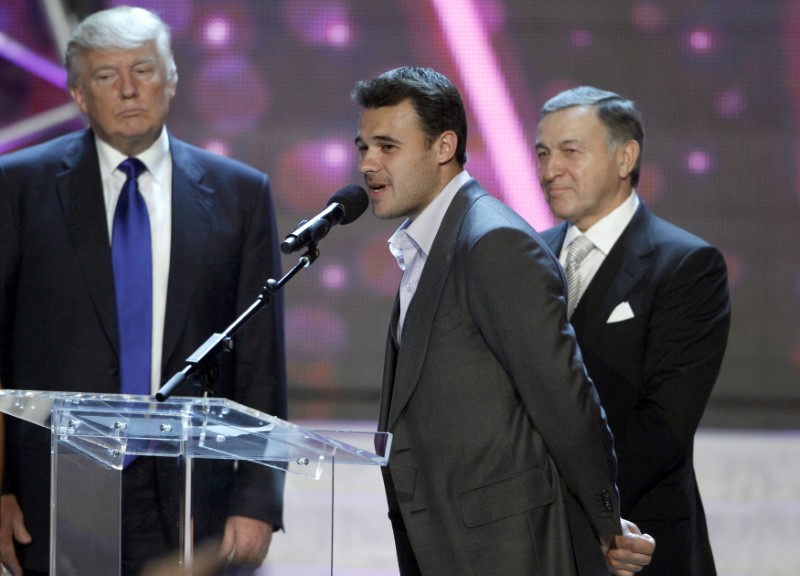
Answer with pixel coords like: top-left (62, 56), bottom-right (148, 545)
top-left (258, 426), bottom-right (800, 576)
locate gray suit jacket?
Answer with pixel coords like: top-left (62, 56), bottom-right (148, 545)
top-left (0, 129), bottom-right (287, 572)
top-left (542, 203), bottom-right (730, 576)
top-left (380, 179), bottom-right (620, 575)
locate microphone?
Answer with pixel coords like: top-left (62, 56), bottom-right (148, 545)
top-left (280, 185), bottom-right (369, 254)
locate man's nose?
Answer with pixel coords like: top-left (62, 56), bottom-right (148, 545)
top-left (119, 73), bottom-right (137, 98)
top-left (539, 155), bottom-right (559, 182)
top-left (358, 150), bottom-right (376, 174)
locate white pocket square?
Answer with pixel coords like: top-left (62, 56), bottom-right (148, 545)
top-left (607, 301), bottom-right (634, 323)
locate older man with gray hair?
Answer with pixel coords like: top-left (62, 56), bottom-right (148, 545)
top-left (0, 6), bottom-right (287, 574)
top-left (537, 86), bottom-right (730, 576)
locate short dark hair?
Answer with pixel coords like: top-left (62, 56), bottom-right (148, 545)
top-left (352, 66), bottom-right (468, 166)
top-left (540, 86), bottom-right (644, 187)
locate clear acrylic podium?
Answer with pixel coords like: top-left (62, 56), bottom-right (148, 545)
top-left (0, 389), bottom-right (391, 575)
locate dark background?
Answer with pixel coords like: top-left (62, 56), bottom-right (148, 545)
top-left (2, 0), bottom-right (798, 427)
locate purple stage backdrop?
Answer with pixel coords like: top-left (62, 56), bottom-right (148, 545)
top-left (2, 0), bottom-right (798, 426)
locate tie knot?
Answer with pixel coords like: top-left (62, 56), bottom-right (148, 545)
top-left (567, 235), bottom-right (594, 266)
top-left (118, 157), bottom-right (147, 180)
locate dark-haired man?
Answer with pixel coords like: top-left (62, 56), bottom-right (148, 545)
top-left (353, 66), bottom-right (655, 576)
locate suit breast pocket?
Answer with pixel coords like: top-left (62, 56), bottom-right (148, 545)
top-left (593, 315), bottom-right (647, 368)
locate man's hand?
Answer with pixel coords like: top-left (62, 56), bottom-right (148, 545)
top-left (0, 494), bottom-right (32, 576)
top-left (219, 516), bottom-right (273, 567)
top-left (606, 518), bottom-right (655, 576)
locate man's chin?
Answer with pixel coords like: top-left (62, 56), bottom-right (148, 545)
top-left (545, 200), bottom-right (571, 222)
top-left (107, 129), bottom-right (160, 155)
top-left (370, 202), bottom-right (392, 220)
top-left (372, 209), bottom-right (403, 221)
top-left (372, 209), bottom-right (393, 220)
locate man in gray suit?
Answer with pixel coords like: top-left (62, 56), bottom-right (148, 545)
top-left (352, 67), bottom-right (655, 575)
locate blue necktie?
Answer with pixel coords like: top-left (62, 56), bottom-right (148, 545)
top-left (112, 158), bottom-right (152, 397)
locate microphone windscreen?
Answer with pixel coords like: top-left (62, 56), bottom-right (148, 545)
top-left (328, 185), bottom-right (369, 225)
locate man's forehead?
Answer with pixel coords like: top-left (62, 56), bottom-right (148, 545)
top-left (85, 42), bottom-right (159, 62)
top-left (538, 108), bottom-right (600, 141)
top-left (543, 106), bottom-right (600, 128)
top-left (360, 103), bottom-right (419, 133)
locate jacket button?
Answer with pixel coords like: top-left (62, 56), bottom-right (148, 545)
top-left (600, 490), bottom-right (613, 514)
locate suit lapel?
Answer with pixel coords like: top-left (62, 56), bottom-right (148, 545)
top-left (378, 295), bottom-right (401, 432)
top-left (571, 203), bottom-right (654, 344)
top-left (543, 222), bottom-right (568, 257)
top-left (387, 180), bottom-right (485, 430)
top-left (58, 131), bottom-right (120, 353)
top-left (161, 137), bottom-right (216, 371)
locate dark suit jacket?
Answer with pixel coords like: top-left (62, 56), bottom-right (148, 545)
top-left (0, 129), bottom-right (287, 572)
top-left (542, 202), bottom-right (730, 576)
top-left (380, 179), bottom-right (621, 576)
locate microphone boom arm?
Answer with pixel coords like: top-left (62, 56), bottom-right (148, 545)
top-left (155, 245), bottom-right (320, 401)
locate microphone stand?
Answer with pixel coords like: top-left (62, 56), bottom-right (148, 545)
top-left (155, 245), bottom-right (320, 401)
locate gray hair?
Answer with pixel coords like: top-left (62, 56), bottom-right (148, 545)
top-left (540, 86), bottom-right (644, 187)
top-left (65, 5), bottom-right (177, 88)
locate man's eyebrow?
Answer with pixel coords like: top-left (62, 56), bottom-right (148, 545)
top-left (90, 63), bottom-right (118, 74)
top-left (131, 57), bottom-right (158, 66)
top-left (90, 57), bottom-right (158, 74)
top-left (355, 134), bottom-right (402, 146)
top-left (373, 134), bottom-right (401, 144)
top-left (538, 138), bottom-right (583, 148)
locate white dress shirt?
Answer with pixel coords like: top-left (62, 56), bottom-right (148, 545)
top-left (388, 170), bottom-right (472, 341)
top-left (97, 127), bottom-right (173, 394)
top-left (559, 192), bottom-right (640, 294)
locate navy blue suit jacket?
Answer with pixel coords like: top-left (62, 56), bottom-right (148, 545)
top-left (0, 129), bottom-right (287, 572)
top-left (542, 202), bottom-right (730, 576)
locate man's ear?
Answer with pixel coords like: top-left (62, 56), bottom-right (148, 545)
top-left (436, 130), bottom-right (458, 165)
top-left (70, 86), bottom-right (89, 115)
top-left (618, 139), bottom-right (640, 180)
top-left (166, 77), bottom-right (177, 99)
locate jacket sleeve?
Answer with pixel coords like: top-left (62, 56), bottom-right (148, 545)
top-left (615, 244), bottom-right (730, 514)
top-left (464, 216), bottom-right (621, 539)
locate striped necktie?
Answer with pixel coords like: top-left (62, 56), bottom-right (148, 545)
top-left (565, 234), bottom-right (595, 319)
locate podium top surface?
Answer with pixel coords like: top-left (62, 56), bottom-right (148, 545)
top-left (0, 390), bottom-right (389, 474)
